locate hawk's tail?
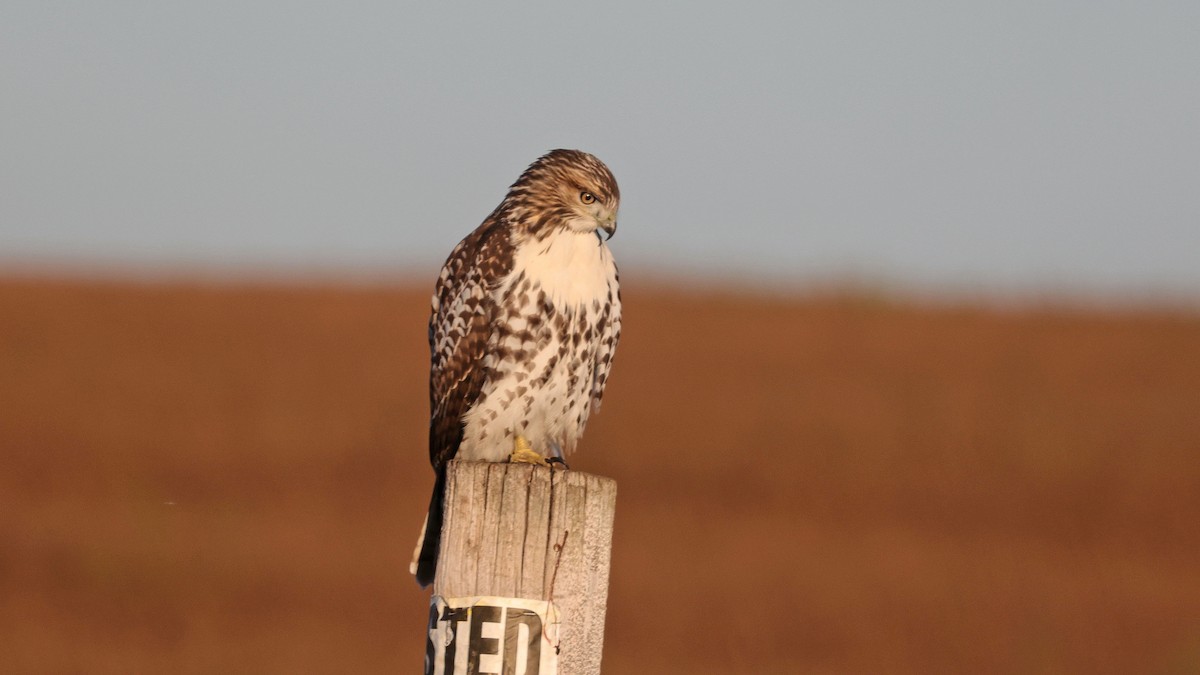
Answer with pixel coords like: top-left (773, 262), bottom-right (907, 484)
top-left (410, 469), bottom-right (446, 588)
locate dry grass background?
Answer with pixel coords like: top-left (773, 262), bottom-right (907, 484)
top-left (1, 275), bottom-right (1198, 673)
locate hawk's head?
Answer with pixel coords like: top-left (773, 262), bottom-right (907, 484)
top-left (506, 149), bottom-right (620, 242)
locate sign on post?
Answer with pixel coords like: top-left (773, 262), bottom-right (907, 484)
top-left (426, 596), bottom-right (560, 675)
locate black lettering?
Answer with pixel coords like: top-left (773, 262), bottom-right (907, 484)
top-left (440, 604), bottom-right (469, 674)
top-left (425, 603), bottom-right (439, 675)
top-left (504, 608), bottom-right (542, 675)
top-left (469, 604), bottom-right (503, 672)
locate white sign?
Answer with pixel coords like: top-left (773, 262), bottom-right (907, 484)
top-left (426, 595), bottom-right (560, 675)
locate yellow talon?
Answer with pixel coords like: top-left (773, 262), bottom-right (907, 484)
top-left (509, 434), bottom-right (550, 466)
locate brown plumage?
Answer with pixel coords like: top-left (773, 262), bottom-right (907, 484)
top-left (412, 149), bottom-right (622, 587)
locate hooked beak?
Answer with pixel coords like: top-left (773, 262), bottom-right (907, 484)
top-left (599, 219), bottom-right (617, 241)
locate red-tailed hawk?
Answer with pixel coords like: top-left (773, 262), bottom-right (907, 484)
top-left (411, 149), bottom-right (622, 587)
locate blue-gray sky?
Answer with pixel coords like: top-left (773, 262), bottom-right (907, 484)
top-left (2, 2), bottom-right (1198, 296)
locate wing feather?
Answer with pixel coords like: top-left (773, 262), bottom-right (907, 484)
top-left (589, 266), bottom-right (622, 413)
top-left (428, 220), bottom-right (514, 470)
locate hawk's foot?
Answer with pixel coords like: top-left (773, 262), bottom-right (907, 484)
top-left (509, 435), bottom-right (550, 466)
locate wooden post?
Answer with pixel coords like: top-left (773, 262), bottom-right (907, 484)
top-left (426, 460), bottom-right (617, 675)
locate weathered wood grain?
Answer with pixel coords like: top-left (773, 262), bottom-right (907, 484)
top-left (433, 461), bottom-right (617, 674)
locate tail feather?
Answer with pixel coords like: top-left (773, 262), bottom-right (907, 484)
top-left (412, 469), bottom-right (446, 588)
top-left (407, 513), bottom-right (427, 577)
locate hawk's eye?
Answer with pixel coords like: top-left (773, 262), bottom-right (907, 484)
top-left (580, 191), bottom-right (597, 205)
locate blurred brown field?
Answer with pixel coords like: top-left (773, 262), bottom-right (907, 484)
top-left (1, 275), bottom-right (1198, 673)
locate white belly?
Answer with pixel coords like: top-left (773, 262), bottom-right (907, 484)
top-left (458, 230), bottom-right (618, 461)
